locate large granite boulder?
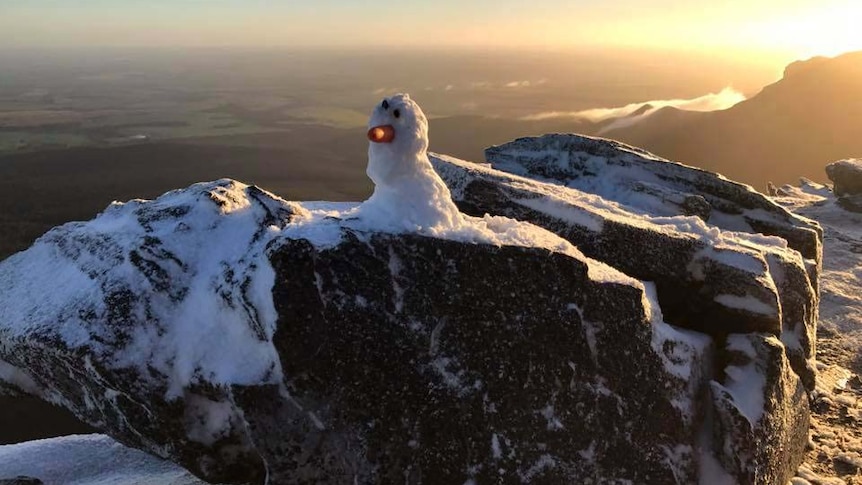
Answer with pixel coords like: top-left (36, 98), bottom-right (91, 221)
top-left (826, 158), bottom-right (862, 196)
top-left (251, 231), bottom-right (711, 484)
top-left (0, 179), bottom-right (714, 484)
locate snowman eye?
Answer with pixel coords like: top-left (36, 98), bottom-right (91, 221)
top-left (393, 109), bottom-right (401, 119)
top-left (382, 99), bottom-right (389, 110)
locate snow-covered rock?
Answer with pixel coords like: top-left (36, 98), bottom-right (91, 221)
top-left (0, 178), bottom-right (713, 484)
top-left (0, 180), bottom-right (295, 484)
top-left (710, 334), bottom-right (808, 484)
top-left (825, 159), bottom-right (862, 197)
top-left (485, 134), bottom-right (822, 264)
top-left (431, 136), bottom-right (821, 485)
top-left (0, 434), bottom-right (206, 485)
top-left (258, 229), bottom-right (713, 484)
top-left (430, 150), bottom-right (819, 392)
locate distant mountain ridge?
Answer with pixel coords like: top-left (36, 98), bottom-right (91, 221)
top-left (604, 50), bottom-right (862, 190)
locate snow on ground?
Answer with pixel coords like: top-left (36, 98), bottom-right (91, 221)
top-left (0, 434), bottom-right (206, 485)
top-left (776, 181), bottom-right (862, 485)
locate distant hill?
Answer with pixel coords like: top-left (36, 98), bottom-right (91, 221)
top-left (605, 50), bottom-right (862, 190)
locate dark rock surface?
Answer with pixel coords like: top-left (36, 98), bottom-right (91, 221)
top-left (826, 159), bottom-right (862, 196)
top-left (259, 230), bottom-right (710, 484)
top-left (0, 478), bottom-right (43, 485)
top-left (0, 396), bottom-right (94, 445)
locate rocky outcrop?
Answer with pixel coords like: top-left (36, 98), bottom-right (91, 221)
top-left (431, 142), bottom-right (819, 392)
top-left (0, 135), bottom-right (823, 484)
top-left (0, 179), bottom-right (712, 484)
top-left (826, 159), bottom-right (862, 196)
top-left (429, 134), bottom-right (821, 484)
top-left (485, 134), bottom-right (822, 264)
top-left (825, 158), bottom-right (862, 213)
top-left (481, 135), bottom-right (822, 380)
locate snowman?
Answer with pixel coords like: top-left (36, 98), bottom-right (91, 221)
top-left (359, 93), bottom-right (462, 232)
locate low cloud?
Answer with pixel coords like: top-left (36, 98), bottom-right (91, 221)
top-left (522, 87), bottom-right (746, 129)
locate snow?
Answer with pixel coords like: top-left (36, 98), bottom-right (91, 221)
top-left (698, 447), bottom-right (737, 485)
top-left (518, 454), bottom-right (557, 483)
top-left (0, 180), bottom-right (289, 401)
top-left (0, 434), bottom-right (205, 485)
top-left (719, 334), bottom-right (769, 425)
top-left (491, 433), bottom-right (502, 460)
top-left (645, 282), bottom-right (712, 423)
top-left (182, 395), bottom-right (236, 446)
top-left (483, 135), bottom-right (819, 283)
top-left (539, 405), bottom-right (564, 431)
top-left (515, 195), bottom-right (604, 232)
top-left (276, 95), bottom-right (641, 290)
top-left (713, 294), bottom-right (776, 315)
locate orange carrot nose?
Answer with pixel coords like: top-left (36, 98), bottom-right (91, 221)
top-left (367, 125), bottom-right (396, 143)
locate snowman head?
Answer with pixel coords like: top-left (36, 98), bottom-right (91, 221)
top-left (367, 93), bottom-right (429, 158)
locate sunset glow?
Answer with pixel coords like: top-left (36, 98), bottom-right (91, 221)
top-left (0, 0), bottom-right (860, 62)
top-left (746, 2), bottom-right (862, 58)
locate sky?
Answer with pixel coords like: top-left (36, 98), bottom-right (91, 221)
top-left (2, 0), bottom-right (861, 61)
